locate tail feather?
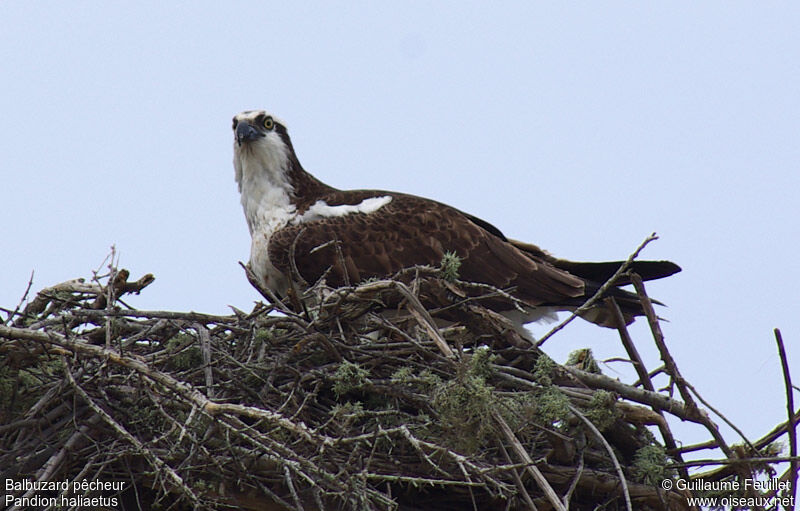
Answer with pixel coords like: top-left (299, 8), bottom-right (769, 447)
top-left (577, 284), bottom-right (658, 327)
top-left (553, 260), bottom-right (681, 286)
top-left (509, 238), bottom-right (680, 328)
top-left (509, 239), bottom-right (681, 283)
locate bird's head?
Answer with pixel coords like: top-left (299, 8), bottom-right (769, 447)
top-left (232, 110), bottom-right (290, 147)
top-left (232, 110), bottom-right (333, 231)
top-left (232, 110), bottom-right (295, 194)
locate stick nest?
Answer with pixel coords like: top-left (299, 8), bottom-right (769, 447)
top-left (0, 262), bottom-right (795, 511)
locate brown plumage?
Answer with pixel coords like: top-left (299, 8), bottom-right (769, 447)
top-left (232, 110), bottom-right (680, 329)
top-left (270, 190), bottom-right (585, 301)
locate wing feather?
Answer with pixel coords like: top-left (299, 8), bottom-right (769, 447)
top-left (267, 191), bottom-right (585, 305)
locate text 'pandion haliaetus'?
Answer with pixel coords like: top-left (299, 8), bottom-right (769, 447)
top-left (232, 109), bottom-right (680, 329)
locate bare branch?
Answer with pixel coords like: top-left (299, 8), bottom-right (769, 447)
top-left (537, 233), bottom-right (658, 347)
top-left (1, 254), bottom-right (787, 511)
top-left (775, 328), bottom-right (798, 509)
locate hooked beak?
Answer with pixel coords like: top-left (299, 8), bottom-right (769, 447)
top-left (236, 122), bottom-right (263, 146)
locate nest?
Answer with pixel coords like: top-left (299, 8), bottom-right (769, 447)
top-left (1, 258), bottom-right (797, 511)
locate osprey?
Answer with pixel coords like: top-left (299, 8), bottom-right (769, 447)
top-left (232, 110), bottom-right (680, 328)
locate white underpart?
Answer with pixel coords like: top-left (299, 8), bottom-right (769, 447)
top-left (233, 131), bottom-right (295, 235)
top-left (233, 128), bottom-right (296, 295)
top-left (501, 307), bottom-right (559, 342)
top-left (293, 196), bottom-right (392, 224)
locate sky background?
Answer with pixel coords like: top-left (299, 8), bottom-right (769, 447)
top-left (2, 2), bottom-right (798, 465)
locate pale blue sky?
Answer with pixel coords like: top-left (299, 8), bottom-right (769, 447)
top-left (2, 2), bottom-right (798, 461)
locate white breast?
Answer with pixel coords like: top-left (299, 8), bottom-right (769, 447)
top-left (234, 132), bottom-right (297, 295)
top-left (250, 228), bottom-right (291, 297)
top-left (247, 197), bottom-right (296, 296)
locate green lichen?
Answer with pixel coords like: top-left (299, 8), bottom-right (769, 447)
top-left (0, 358), bottom-right (64, 418)
top-left (332, 360), bottom-right (370, 397)
top-left (253, 328), bottom-right (273, 344)
top-left (533, 354), bottom-right (557, 386)
top-left (533, 386), bottom-right (570, 428)
top-left (469, 346), bottom-right (496, 380)
top-left (760, 441), bottom-right (784, 457)
top-left (439, 251), bottom-right (462, 282)
top-left (170, 347), bottom-right (202, 370)
top-left (566, 348), bottom-right (601, 374)
top-left (417, 369), bottom-right (441, 386)
top-left (584, 390), bottom-right (619, 432)
top-left (391, 367), bottom-right (414, 383)
top-left (331, 401), bottom-right (366, 428)
top-left (331, 401), bottom-right (365, 417)
top-left (632, 445), bottom-right (669, 485)
top-left (432, 373), bottom-right (494, 453)
top-left (391, 367), bottom-right (441, 391)
top-left (165, 333), bottom-right (202, 370)
top-left (500, 391), bottom-right (538, 431)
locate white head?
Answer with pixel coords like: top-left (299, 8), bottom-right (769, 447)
top-left (232, 110), bottom-right (295, 234)
top-left (232, 110), bottom-right (293, 191)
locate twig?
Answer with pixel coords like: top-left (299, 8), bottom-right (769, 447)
top-left (4, 270), bottom-right (34, 326)
top-left (0, 323), bottom-right (330, 445)
top-left (568, 404), bottom-right (632, 511)
top-left (605, 296), bottom-right (651, 391)
top-left (671, 440), bottom-right (717, 455)
top-left (669, 455), bottom-right (800, 469)
top-left (284, 465), bottom-right (306, 511)
top-left (632, 274), bottom-right (747, 461)
top-left (775, 328), bottom-right (798, 508)
top-left (332, 236), bottom-right (350, 288)
top-left (492, 410), bottom-right (567, 511)
top-left (394, 281), bottom-right (455, 358)
top-left (562, 449), bottom-right (584, 511)
top-left (289, 228), bottom-right (311, 289)
top-left (105, 247), bottom-right (118, 348)
top-left (750, 406), bottom-right (800, 450)
top-left (196, 323), bottom-right (214, 398)
top-left (4, 264), bottom-right (793, 511)
top-left (537, 233), bottom-right (658, 347)
top-left (66, 308), bottom-right (242, 323)
top-left (565, 367), bottom-right (693, 421)
top-left (62, 357), bottom-right (201, 508)
top-left (629, 274), bottom-right (695, 409)
top-left (605, 295), bottom-right (687, 479)
top-left (497, 441), bottom-right (538, 511)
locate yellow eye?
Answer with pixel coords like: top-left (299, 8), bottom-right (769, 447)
top-left (263, 116), bottom-right (274, 130)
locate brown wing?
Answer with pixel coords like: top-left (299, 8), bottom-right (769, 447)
top-left (267, 191), bottom-right (585, 305)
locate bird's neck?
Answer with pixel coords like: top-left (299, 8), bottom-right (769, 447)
top-left (237, 148), bottom-right (334, 235)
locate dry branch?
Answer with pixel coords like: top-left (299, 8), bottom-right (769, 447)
top-left (0, 259), bottom-right (795, 511)
top-left (775, 328), bottom-right (798, 509)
